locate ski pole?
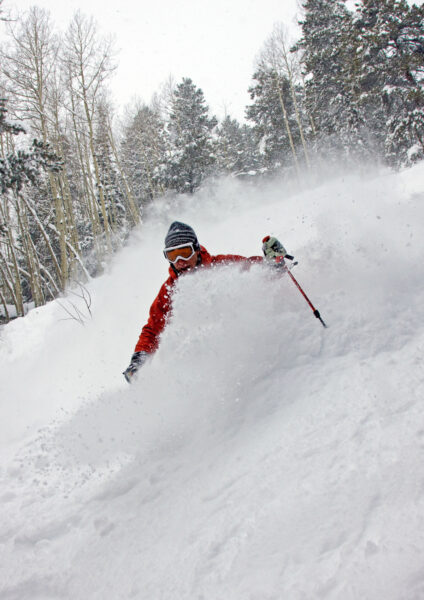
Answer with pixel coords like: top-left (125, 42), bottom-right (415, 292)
top-left (262, 236), bottom-right (327, 328)
top-left (286, 269), bottom-right (327, 328)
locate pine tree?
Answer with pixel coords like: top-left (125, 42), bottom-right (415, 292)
top-left (120, 102), bottom-right (166, 207)
top-left (215, 116), bottom-right (262, 176)
top-left (354, 0), bottom-right (424, 165)
top-left (166, 78), bottom-right (217, 194)
top-left (294, 0), bottom-right (366, 157)
top-left (0, 99), bottom-right (61, 193)
top-left (246, 67), bottom-right (299, 172)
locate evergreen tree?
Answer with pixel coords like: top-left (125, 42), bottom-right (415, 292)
top-left (246, 67), bottom-right (299, 171)
top-left (0, 99), bottom-right (60, 193)
top-left (354, 0), bottom-right (424, 165)
top-left (215, 116), bottom-right (262, 176)
top-left (121, 103), bottom-right (166, 206)
top-left (294, 0), bottom-right (367, 156)
top-left (166, 78), bottom-right (217, 194)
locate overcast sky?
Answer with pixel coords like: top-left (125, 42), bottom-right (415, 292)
top-left (1, 0), bottom-right (301, 122)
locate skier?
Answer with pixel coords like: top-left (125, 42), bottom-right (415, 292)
top-left (123, 221), bottom-right (289, 382)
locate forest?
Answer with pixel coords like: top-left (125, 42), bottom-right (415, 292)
top-left (0, 0), bottom-right (423, 320)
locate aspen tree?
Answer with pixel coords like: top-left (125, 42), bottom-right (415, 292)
top-left (261, 24), bottom-right (311, 168)
top-left (0, 7), bottom-right (67, 288)
top-left (105, 110), bottom-right (140, 226)
top-left (63, 12), bottom-right (116, 255)
top-left (23, 197), bottom-right (47, 304)
top-left (48, 69), bottom-right (82, 279)
top-left (0, 196), bottom-right (24, 316)
top-left (64, 77), bottom-right (104, 266)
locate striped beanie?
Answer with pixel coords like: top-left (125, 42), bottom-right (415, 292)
top-left (164, 221), bottom-right (199, 250)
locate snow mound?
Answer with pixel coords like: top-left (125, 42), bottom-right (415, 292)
top-left (1, 163), bottom-right (424, 599)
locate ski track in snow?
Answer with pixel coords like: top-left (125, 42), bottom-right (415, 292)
top-left (1, 164), bottom-right (424, 599)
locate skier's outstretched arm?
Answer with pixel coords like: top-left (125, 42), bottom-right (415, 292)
top-left (123, 282), bottom-right (172, 383)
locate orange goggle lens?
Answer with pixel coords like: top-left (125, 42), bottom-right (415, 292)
top-left (164, 245), bottom-right (195, 263)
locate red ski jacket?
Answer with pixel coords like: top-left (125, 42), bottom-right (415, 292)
top-left (134, 246), bottom-right (263, 354)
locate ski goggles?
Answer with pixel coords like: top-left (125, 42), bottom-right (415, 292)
top-left (163, 243), bottom-right (197, 264)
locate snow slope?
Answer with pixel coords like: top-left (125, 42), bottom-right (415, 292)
top-left (1, 163), bottom-right (424, 599)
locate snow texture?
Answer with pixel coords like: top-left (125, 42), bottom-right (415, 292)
top-left (1, 162), bottom-right (424, 599)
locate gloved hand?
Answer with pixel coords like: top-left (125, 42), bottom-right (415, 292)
top-left (262, 236), bottom-right (288, 267)
top-left (262, 236), bottom-right (287, 259)
top-left (123, 351), bottom-right (149, 383)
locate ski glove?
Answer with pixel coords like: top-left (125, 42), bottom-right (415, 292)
top-left (262, 236), bottom-right (287, 258)
top-left (262, 235), bottom-right (288, 268)
top-left (262, 236), bottom-right (297, 268)
top-left (123, 351), bottom-right (150, 383)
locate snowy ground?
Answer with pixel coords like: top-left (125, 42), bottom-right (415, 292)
top-left (1, 162), bottom-right (424, 599)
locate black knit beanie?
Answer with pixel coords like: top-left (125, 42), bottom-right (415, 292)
top-left (164, 221), bottom-right (199, 249)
